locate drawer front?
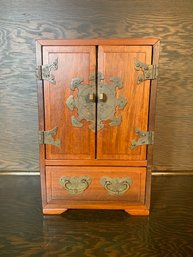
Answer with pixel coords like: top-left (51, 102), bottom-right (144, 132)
top-left (46, 166), bottom-right (146, 205)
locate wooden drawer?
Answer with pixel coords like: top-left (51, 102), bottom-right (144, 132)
top-left (45, 166), bottom-right (146, 206)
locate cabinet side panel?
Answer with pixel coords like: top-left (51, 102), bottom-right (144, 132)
top-left (97, 46), bottom-right (152, 161)
top-left (36, 41), bottom-right (46, 207)
top-left (147, 41), bottom-right (160, 168)
top-left (145, 41), bottom-right (160, 211)
top-left (43, 46), bottom-right (96, 160)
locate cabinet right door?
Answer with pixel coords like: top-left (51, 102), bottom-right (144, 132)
top-left (97, 45), bottom-right (152, 161)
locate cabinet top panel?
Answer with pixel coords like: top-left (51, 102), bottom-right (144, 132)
top-left (36, 38), bottom-right (160, 47)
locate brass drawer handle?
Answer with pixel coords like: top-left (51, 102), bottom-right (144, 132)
top-left (100, 176), bottom-right (132, 196)
top-left (59, 176), bottom-right (92, 195)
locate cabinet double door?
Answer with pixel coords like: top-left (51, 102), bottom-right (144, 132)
top-left (43, 45), bottom-right (152, 162)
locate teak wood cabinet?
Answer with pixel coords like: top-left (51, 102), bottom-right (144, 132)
top-left (36, 38), bottom-right (160, 215)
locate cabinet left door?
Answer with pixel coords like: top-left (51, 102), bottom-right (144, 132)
top-left (42, 46), bottom-right (96, 160)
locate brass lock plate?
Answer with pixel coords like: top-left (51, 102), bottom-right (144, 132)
top-left (97, 73), bottom-right (127, 131)
top-left (66, 75), bottom-right (96, 131)
top-left (66, 73), bottom-right (127, 132)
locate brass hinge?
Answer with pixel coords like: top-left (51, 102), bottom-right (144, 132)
top-left (36, 58), bottom-right (58, 84)
top-left (134, 60), bottom-right (158, 84)
top-left (130, 128), bottom-right (154, 150)
top-left (39, 127), bottom-right (61, 148)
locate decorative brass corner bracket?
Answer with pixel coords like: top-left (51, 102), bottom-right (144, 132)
top-left (39, 127), bottom-right (61, 148)
top-left (59, 176), bottom-right (92, 195)
top-left (130, 128), bottom-right (154, 150)
top-left (36, 58), bottom-right (58, 84)
top-left (100, 176), bottom-right (132, 196)
top-left (134, 59), bottom-right (158, 84)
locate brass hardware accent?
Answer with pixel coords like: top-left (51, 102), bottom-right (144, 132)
top-left (66, 76), bottom-right (96, 131)
top-left (88, 93), bottom-right (96, 102)
top-left (134, 59), bottom-right (158, 84)
top-left (99, 93), bottom-right (106, 102)
top-left (66, 95), bottom-right (75, 111)
top-left (130, 128), bottom-right (154, 150)
top-left (36, 58), bottom-right (58, 84)
top-left (97, 73), bottom-right (127, 131)
top-left (59, 176), bottom-right (92, 195)
top-left (100, 176), bottom-right (132, 196)
top-left (39, 127), bottom-right (61, 148)
top-left (66, 73), bottom-right (127, 131)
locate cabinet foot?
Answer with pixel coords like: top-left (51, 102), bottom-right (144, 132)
top-left (43, 209), bottom-right (68, 215)
top-left (124, 209), bottom-right (149, 216)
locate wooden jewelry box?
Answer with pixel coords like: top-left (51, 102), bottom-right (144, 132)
top-left (36, 38), bottom-right (160, 215)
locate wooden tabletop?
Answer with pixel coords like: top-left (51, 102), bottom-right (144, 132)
top-left (0, 174), bottom-right (193, 256)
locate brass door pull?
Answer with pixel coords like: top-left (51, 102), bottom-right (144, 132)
top-left (99, 93), bottom-right (106, 102)
top-left (88, 93), bottom-right (96, 102)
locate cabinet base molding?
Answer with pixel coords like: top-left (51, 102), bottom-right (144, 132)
top-left (43, 207), bottom-right (149, 216)
top-left (43, 208), bottom-right (68, 215)
top-left (124, 209), bottom-right (149, 216)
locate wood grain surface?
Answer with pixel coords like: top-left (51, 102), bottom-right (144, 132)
top-left (0, 175), bottom-right (193, 256)
top-left (97, 45), bottom-right (151, 160)
top-left (1, 0), bottom-right (193, 171)
top-left (43, 45), bottom-right (96, 160)
top-left (45, 166), bottom-right (146, 209)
